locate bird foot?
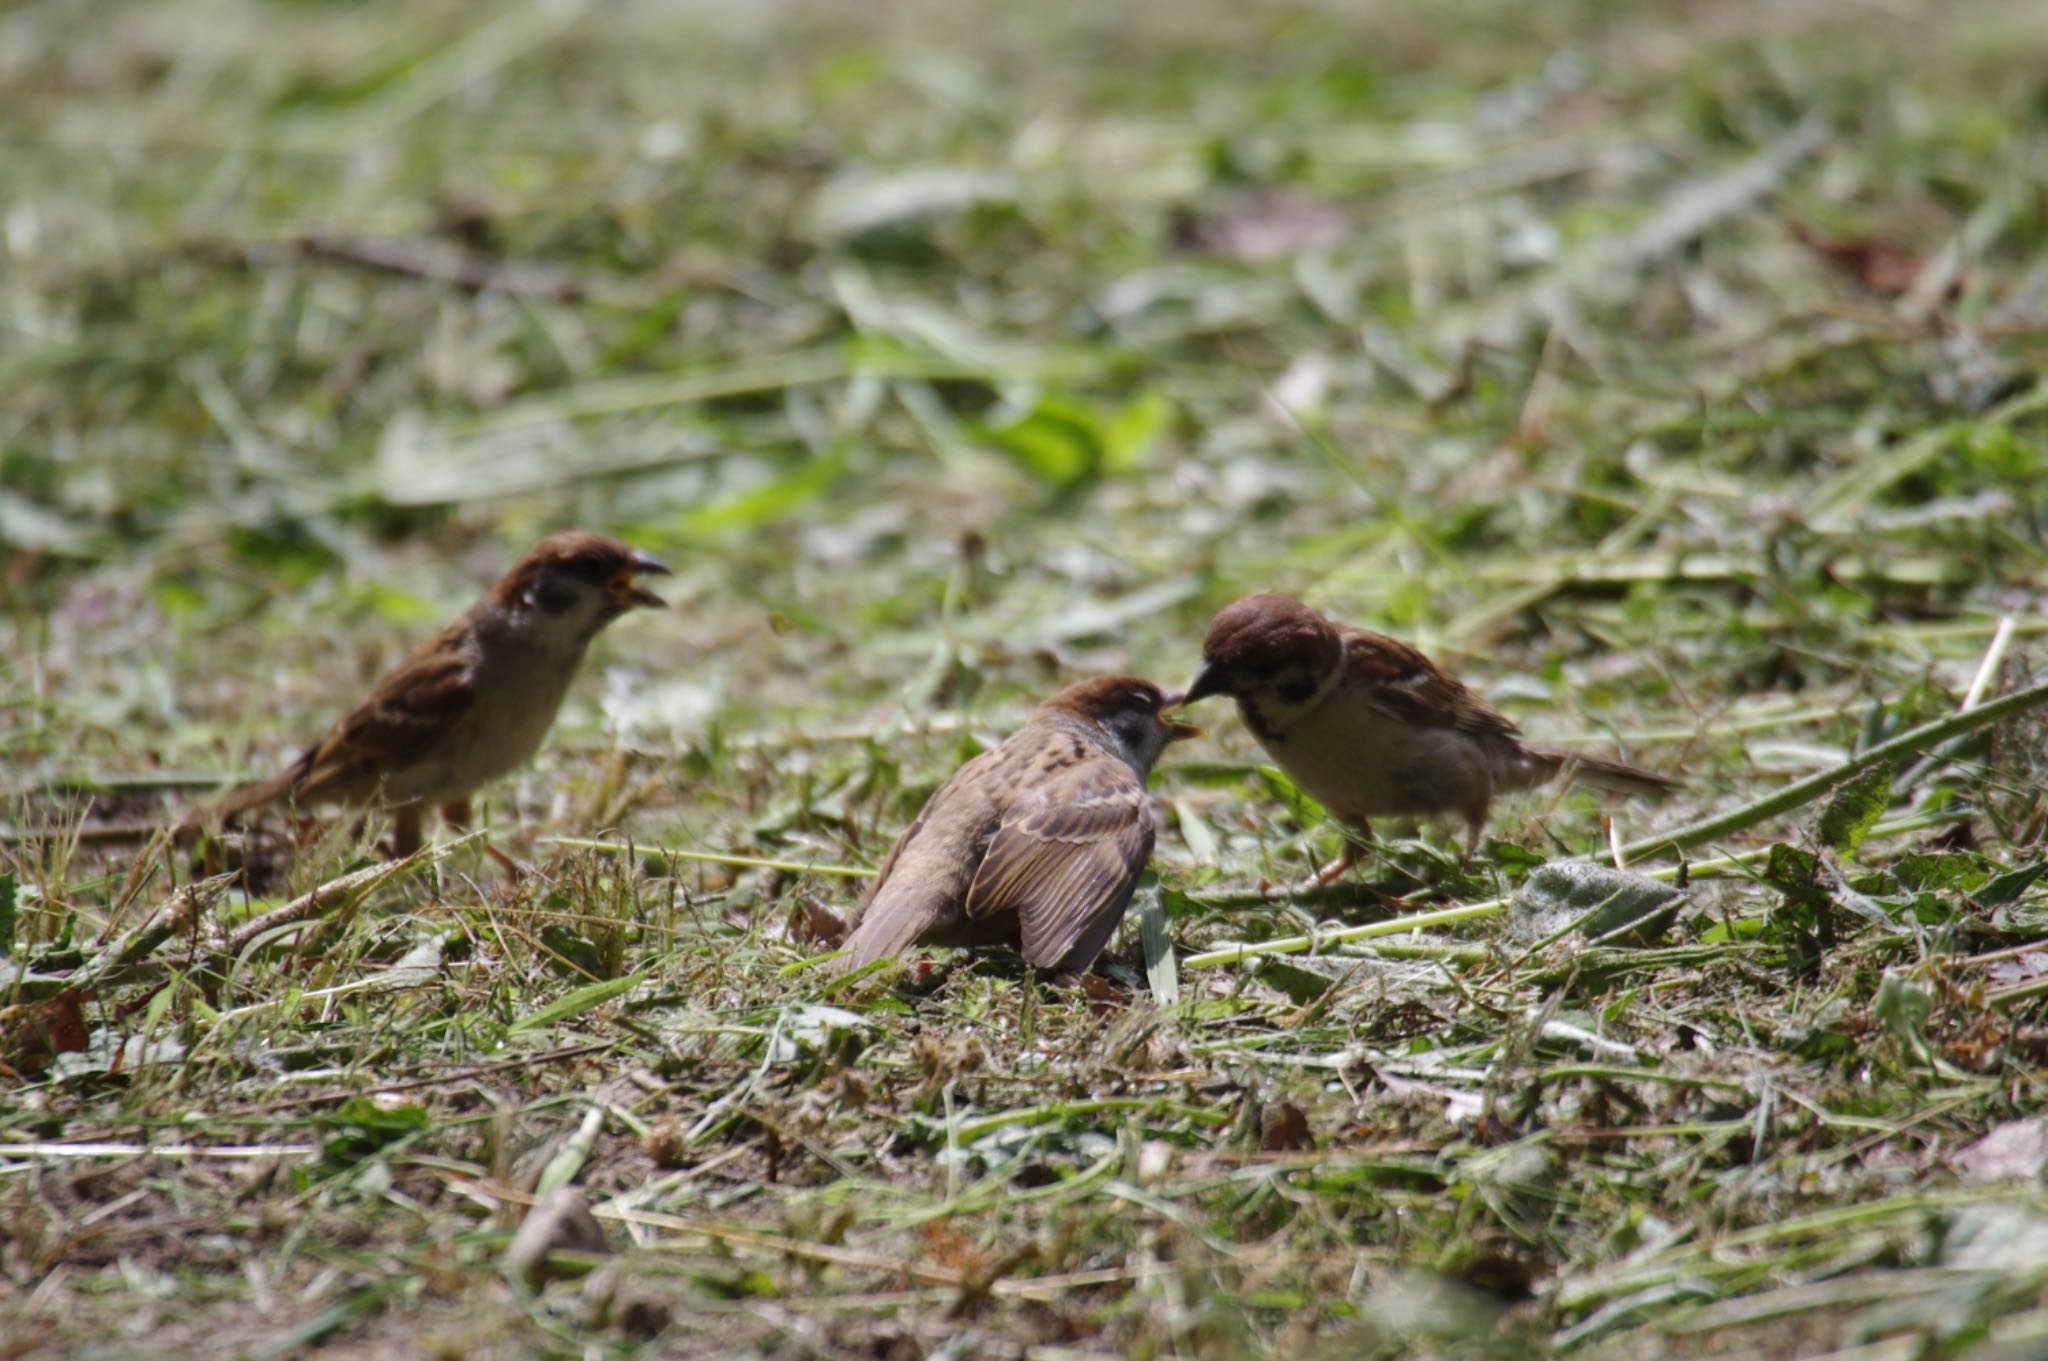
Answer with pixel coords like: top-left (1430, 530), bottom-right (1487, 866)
top-left (483, 842), bottom-right (531, 879)
top-left (1303, 844), bottom-right (1362, 889)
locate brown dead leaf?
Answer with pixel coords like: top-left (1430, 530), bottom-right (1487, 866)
top-left (1182, 189), bottom-right (1350, 263)
top-left (1787, 216), bottom-right (1954, 298)
top-left (0, 987), bottom-right (89, 1076)
top-left (789, 894), bottom-right (849, 949)
top-left (1261, 1100), bottom-right (1316, 1152)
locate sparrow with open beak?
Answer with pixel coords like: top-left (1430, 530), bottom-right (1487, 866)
top-left (840, 676), bottom-right (1202, 976)
top-left (188, 531), bottom-right (671, 857)
top-left (1185, 592), bottom-right (1678, 882)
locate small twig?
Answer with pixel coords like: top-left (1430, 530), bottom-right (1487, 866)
top-left (1613, 678), bottom-right (2048, 864)
top-left (29, 836), bottom-right (476, 1000)
top-left (1895, 612), bottom-right (2019, 794)
top-left (224, 842), bottom-right (463, 957)
top-left (65, 873), bottom-right (239, 994)
top-left (1963, 615), bottom-right (2020, 712)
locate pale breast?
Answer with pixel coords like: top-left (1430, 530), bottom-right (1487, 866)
top-left (384, 652), bottom-right (581, 806)
top-left (1241, 690), bottom-right (1495, 822)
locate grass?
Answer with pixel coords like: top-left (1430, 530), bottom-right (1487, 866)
top-left (5, 0), bottom-right (2048, 1356)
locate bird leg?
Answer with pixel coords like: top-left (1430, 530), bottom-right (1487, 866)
top-left (1460, 803), bottom-right (1490, 866)
top-left (391, 806), bottom-right (424, 859)
top-left (1308, 819), bottom-right (1374, 888)
top-left (439, 798), bottom-right (529, 877)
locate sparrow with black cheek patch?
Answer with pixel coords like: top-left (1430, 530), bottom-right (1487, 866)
top-left (1185, 592), bottom-right (1679, 882)
top-left (840, 676), bottom-right (1202, 976)
top-left (186, 531), bottom-right (671, 857)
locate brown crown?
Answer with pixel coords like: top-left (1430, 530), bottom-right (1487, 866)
top-left (488, 531), bottom-right (665, 604)
top-left (1037, 674), bottom-right (1173, 720)
top-left (1200, 592), bottom-right (1341, 674)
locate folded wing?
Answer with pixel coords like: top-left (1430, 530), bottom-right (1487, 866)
top-left (282, 627), bottom-right (479, 806)
top-left (963, 759), bottom-right (1154, 973)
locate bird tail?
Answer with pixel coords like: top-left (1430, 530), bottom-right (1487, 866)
top-left (175, 775), bottom-right (291, 846)
top-left (841, 896), bottom-right (944, 969)
top-left (1523, 747), bottom-right (1681, 799)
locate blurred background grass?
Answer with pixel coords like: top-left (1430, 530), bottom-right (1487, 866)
top-left (5, 1), bottom-right (2044, 790)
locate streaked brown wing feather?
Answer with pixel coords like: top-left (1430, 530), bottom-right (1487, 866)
top-left (286, 629), bottom-right (478, 804)
top-left (1342, 626), bottom-right (1520, 741)
top-left (963, 757), bottom-right (1154, 972)
top-left (840, 746), bottom-right (1009, 962)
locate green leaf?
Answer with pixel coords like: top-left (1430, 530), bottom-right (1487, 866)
top-left (1483, 840), bottom-right (1549, 876)
top-left (1873, 969), bottom-right (1933, 1060)
top-left (1101, 389), bottom-right (1172, 472)
top-left (684, 447), bottom-right (849, 535)
top-left (540, 925), bottom-right (605, 980)
top-left (1254, 764), bottom-right (1328, 826)
top-left (0, 871), bottom-right (15, 954)
top-left (1511, 864), bottom-right (1686, 947)
top-left (1139, 889), bottom-right (1179, 1006)
top-left (1172, 796), bottom-right (1219, 866)
top-left (1255, 957), bottom-right (1335, 1005)
top-left (977, 395), bottom-right (1099, 489)
top-left (319, 1097), bottom-right (430, 1170)
top-left (1763, 844), bottom-right (1827, 905)
top-left (1893, 852), bottom-right (1991, 894)
top-left (1816, 763), bottom-right (1892, 858)
top-left (509, 972), bottom-right (644, 1033)
top-left (226, 521), bottom-right (340, 585)
top-left (810, 166), bottom-right (1020, 239)
top-left (1976, 861), bottom-right (2048, 908)
top-left (973, 389), bottom-right (1170, 492)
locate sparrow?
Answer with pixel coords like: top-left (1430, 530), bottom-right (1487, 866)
top-left (188, 531), bottom-right (671, 857)
top-left (840, 676), bottom-right (1202, 975)
top-left (1184, 592), bottom-right (1679, 881)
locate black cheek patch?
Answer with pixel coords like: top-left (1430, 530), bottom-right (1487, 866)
top-left (530, 577), bottom-right (583, 614)
top-left (1241, 700), bottom-right (1282, 745)
top-left (1276, 674), bottom-right (1318, 705)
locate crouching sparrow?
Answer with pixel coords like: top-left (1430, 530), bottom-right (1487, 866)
top-left (1184, 592), bottom-right (1678, 881)
top-left (840, 676), bottom-right (1201, 976)
top-left (186, 531), bottom-right (670, 857)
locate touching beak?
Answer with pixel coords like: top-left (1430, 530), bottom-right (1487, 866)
top-left (1156, 698), bottom-right (1204, 743)
top-left (613, 551), bottom-right (673, 609)
top-left (1182, 662), bottom-right (1230, 704)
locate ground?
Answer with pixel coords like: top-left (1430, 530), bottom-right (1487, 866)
top-left (4, 0), bottom-right (2048, 1357)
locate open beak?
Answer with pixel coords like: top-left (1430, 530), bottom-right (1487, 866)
top-left (1182, 662), bottom-right (1229, 704)
top-left (1155, 699), bottom-right (1204, 743)
top-left (612, 551), bottom-right (673, 609)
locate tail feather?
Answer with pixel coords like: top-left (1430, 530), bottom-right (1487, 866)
top-left (175, 774), bottom-right (294, 846)
top-left (842, 894), bottom-right (949, 968)
top-left (1524, 747), bottom-right (1681, 799)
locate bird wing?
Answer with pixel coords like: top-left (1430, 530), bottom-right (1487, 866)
top-left (962, 755), bottom-right (1155, 972)
top-left (1342, 625), bottom-right (1521, 741)
top-left (841, 749), bottom-right (1002, 965)
top-left (282, 626), bottom-right (480, 805)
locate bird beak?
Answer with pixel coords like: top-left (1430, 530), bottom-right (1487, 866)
top-left (1155, 699), bottom-right (1204, 743)
top-left (612, 551), bottom-right (673, 609)
top-left (1182, 662), bottom-right (1229, 704)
